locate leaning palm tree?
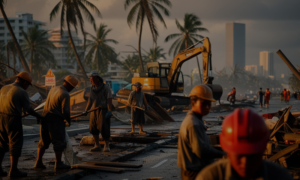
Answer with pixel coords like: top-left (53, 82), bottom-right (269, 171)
top-left (50, 0), bottom-right (101, 78)
top-left (165, 13), bottom-right (208, 57)
top-left (85, 23), bottom-right (119, 74)
top-left (125, 0), bottom-right (172, 72)
top-left (143, 46), bottom-right (166, 62)
top-left (0, 0), bottom-right (30, 72)
top-left (21, 25), bottom-right (56, 73)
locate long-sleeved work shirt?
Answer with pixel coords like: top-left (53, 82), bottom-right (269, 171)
top-left (0, 82), bottom-right (31, 116)
top-left (85, 83), bottom-right (112, 111)
top-left (196, 159), bottom-right (293, 180)
top-left (178, 111), bottom-right (224, 171)
top-left (42, 85), bottom-right (70, 122)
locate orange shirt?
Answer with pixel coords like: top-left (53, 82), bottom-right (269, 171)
top-left (265, 90), bottom-right (271, 100)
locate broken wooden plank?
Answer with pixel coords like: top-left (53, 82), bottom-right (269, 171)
top-left (71, 164), bottom-right (124, 173)
top-left (83, 161), bottom-right (143, 168)
top-left (269, 144), bottom-right (300, 162)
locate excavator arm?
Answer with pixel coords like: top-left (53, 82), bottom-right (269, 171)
top-left (167, 37), bottom-right (212, 93)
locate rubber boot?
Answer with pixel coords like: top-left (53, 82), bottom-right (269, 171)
top-left (103, 141), bottom-right (110, 152)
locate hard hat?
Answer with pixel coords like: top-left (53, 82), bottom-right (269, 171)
top-left (220, 108), bottom-right (269, 154)
top-left (189, 84), bottom-right (216, 102)
top-left (133, 82), bottom-right (142, 88)
top-left (89, 70), bottom-right (101, 78)
top-left (64, 75), bottom-right (78, 88)
top-left (17, 71), bottom-right (32, 85)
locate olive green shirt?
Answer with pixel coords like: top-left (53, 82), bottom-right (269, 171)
top-left (196, 159), bottom-right (293, 180)
top-left (0, 83), bottom-right (31, 116)
top-left (42, 85), bottom-right (70, 122)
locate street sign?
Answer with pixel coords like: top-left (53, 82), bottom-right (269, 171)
top-left (45, 69), bottom-right (56, 86)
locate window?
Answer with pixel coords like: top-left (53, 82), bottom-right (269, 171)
top-left (111, 67), bottom-right (117, 70)
top-left (19, 33), bottom-right (23, 36)
top-left (0, 27), bottom-right (4, 30)
top-left (19, 20), bottom-right (22, 23)
top-left (0, 33), bottom-right (3, 36)
top-left (28, 21), bottom-right (32, 25)
top-left (19, 39), bottom-right (23, 43)
top-left (9, 20), bottom-right (15, 23)
top-left (111, 72), bottom-right (117, 76)
top-left (19, 26), bottom-right (23, 30)
top-left (0, 20), bottom-right (4, 23)
top-left (7, 33), bottom-right (10, 36)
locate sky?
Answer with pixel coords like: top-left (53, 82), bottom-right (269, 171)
top-left (3, 0), bottom-right (300, 78)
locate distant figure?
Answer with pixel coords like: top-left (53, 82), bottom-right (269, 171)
top-left (283, 89), bottom-right (287, 103)
top-left (280, 90), bottom-right (284, 102)
top-left (286, 89), bottom-right (290, 103)
top-left (227, 87), bottom-right (236, 105)
top-left (264, 88), bottom-right (271, 108)
top-left (257, 88), bottom-right (264, 107)
top-left (294, 92), bottom-right (297, 99)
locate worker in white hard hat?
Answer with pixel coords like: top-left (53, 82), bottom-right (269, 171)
top-left (0, 72), bottom-right (44, 177)
top-left (84, 71), bottom-right (113, 152)
top-left (178, 84), bottom-right (225, 180)
top-left (34, 75), bottom-right (78, 170)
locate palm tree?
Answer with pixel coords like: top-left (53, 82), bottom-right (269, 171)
top-left (0, 0), bottom-right (30, 72)
top-left (165, 13), bottom-right (208, 57)
top-left (6, 40), bottom-right (18, 71)
top-left (50, 0), bottom-right (101, 78)
top-left (21, 25), bottom-right (56, 74)
top-left (120, 54), bottom-right (140, 74)
top-left (143, 46), bottom-right (166, 62)
top-left (85, 23), bottom-right (118, 74)
top-left (125, 0), bottom-right (172, 72)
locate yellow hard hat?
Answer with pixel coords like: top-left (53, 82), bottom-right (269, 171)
top-left (189, 84), bottom-right (216, 102)
top-left (64, 75), bottom-right (78, 87)
top-left (17, 71), bottom-right (32, 85)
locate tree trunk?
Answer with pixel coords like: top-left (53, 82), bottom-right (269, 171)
top-left (67, 22), bottom-right (88, 79)
top-left (13, 53), bottom-right (16, 74)
top-left (138, 19), bottom-right (144, 73)
top-left (30, 49), bottom-right (33, 72)
top-left (0, 4), bottom-right (30, 72)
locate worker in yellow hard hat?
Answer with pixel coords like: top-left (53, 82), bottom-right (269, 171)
top-left (0, 72), bottom-right (44, 177)
top-left (34, 75), bottom-right (78, 170)
top-left (83, 71), bottom-right (113, 152)
top-left (177, 84), bottom-right (225, 180)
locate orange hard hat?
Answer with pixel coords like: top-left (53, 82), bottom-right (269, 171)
top-left (189, 84), bottom-right (216, 102)
top-left (17, 71), bottom-right (32, 85)
top-left (64, 75), bottom-right (78, 87)
top-left (220, 108), bottom-right (269, 154)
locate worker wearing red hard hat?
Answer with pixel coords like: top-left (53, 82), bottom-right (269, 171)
top-left (196, 108), bottom-right (293, 180)
top-left (178, 85), bottom-right (225, 180)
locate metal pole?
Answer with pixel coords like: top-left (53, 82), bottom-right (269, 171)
top-left (196, 56), bottom-right (202, 84)
top-left (277, 50), bottom-right (300, 80)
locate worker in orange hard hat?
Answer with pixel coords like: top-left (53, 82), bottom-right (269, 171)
top-left (0, 72), bottom-right (44, 177)
top-left (178, 85), bottom-right (225, 180)
top-left (227, 87), bottom-right (236, 105)
top-left (34, 75), bottom-right (78, 170)
top-left (196, 109), bottom-right (293, 180)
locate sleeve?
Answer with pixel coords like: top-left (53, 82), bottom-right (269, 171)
top-left (22, 91), bottom-right (32, 113)
top-left (106, 86), bottom-right (112, 99)
top-left (85, 88), bottom-right (93, 111)
top-left (62, 93), bottom-right (71, 123)
top-left (189, 124), bottom-right (224, 159)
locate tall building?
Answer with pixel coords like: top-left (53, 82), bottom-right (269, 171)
top-left (259, 51), bottom-right (274, 77)
top-left (245, 65), bottom-right (257, 75)
top-left (225, 22), bottom-right (246, 69)
top-left (48, 28), bottom-right (82, 70)
top-left (0, 12), bottom-right (43, 45)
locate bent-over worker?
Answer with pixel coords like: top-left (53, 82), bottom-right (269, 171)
top-left (0, 72), bottom-right (44, 177)
top-left (264, 88), bottom-right (271, 108)
top-left (128, 82), bottom-right (149, 135)
top-left (84, 71), bottom-right (113, 152)
top-left (227, 87), bottom-right (236, 104)
top-left (34, 75), bottom-right (78, 170)
top-left (196, 108), bottom-right (293, 180)
top-left (178, 85), bottom-right (225, 180)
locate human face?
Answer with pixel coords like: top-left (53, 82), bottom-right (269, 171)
top-left (135, 86), bottom-right (142, 92)
top-left (22, 82), bottom-right (30, 90)
top-left (228, 153), bottom-right (263, 179)
top-left (192, 98), bottom-right (211, 116)
top-left (90, 76), bottom-right (100, 87)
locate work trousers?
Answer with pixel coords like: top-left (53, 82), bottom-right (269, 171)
top-left (0, 114), bottom-right (23, 157)
top-left (181, 169), bottom-right (199, 180)
top-left (89, 108), bottom-right (110, 141)
top-left (38, 113), bottom-right (66, 152)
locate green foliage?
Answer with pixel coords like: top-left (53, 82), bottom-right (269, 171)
top-left (143, 46), bottom-right (166, 62)
top-left (165, 13), bottom-right (208, 57)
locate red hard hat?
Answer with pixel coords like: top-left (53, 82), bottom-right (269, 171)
top-left (220, 108), bottom-right (269, 154)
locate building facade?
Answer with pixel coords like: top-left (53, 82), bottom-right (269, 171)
top-left (225, 22), bottom-right (246, 70)
top-left (259, 51), bottom-right (274, 77)
top-left (245, 65), bottom-right (258, 75)
top-left (107, 62), bottom-right (129, 80)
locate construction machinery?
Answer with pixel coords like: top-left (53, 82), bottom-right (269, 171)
top-left (117, 37), bottom-right (223, 108)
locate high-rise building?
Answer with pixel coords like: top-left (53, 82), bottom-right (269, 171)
top-left (225, 22), bottom-right (246, 69)
top-left (48, 28), bottom-right (82, 70)
top-left (245, 65), bottom-right (257, 75)
top-left (259, 51), bottom-right (274, 77)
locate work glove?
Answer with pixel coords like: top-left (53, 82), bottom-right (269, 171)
top-left (105, 111), bottom-right (112, 119)
top-left (82, 111), bottom-right (88, 116)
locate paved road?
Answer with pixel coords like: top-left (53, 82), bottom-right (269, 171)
top-left (80, 148), bottom-right (181, 180)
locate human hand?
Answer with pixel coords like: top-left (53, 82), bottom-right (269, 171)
top-left (82, 111), bottom-right (88, 116)
top-left (105, 111), bottom-right (112, 119)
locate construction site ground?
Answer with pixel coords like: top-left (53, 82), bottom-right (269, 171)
top-left (1, 97), bottom-right (299, 180)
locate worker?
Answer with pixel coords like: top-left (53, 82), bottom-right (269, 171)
top-left (0, 72), bottom-right (44, 177)
top-left (128, 82), bottom-right (149, 135)
top-left (286, 89), bottom-right (290, 103)
top-left (34, 75), bottom-right (78, 170)
top-left (196, 108), bottom-right (293, 180)
top-left (283, 89), bottom-right (287, 103)
top-left (84, 71), bottom-right (113, 152)
top-left (227, 87), bottom-right (236, 105)
top-left (264, 88), bottom-right (271, 108)
top-left (178, 85), bottom-right (225, 180)
top-left (257, 88), bottom-right (264, 108)
top-left (280, 90), bottom-right (284, 102)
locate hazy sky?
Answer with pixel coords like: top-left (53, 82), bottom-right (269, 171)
top-left (4, 0), bottom-right (300, 77)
